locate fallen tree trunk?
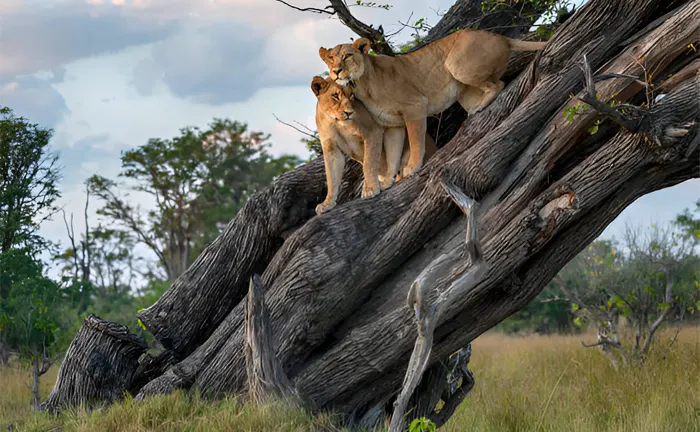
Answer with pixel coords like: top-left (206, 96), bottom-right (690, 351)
top-left (43, 315), bottom-right (147, 413)
top-left (49, 0), bottom-right (699, 428)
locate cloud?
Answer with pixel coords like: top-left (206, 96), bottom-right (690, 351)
top-left (0, 0), bottom-right (181, 78)
top-left (131, 22), bottom-right (267, 104)
top-left (73, 133), bottom-right (111, 149)
top-left (0, 75), bottom-right (70, 128)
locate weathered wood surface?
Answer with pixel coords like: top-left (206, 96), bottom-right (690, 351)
top-left (43, 315), bottom-right (147, 413)
top-left (244, 274), bottom-right (299, 406)
top-left (50, 0), bottom-right (699, 427)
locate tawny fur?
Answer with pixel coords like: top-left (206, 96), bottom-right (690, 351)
top-left (311, 76), bottom-right (437, 215)
top-left (319, 29), bottom-right (548, 178)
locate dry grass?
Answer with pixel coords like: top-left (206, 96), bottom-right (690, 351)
top-left (1, 328), bottom-right (698, 431)
top-left (444, 327), bottom-right (700, 432)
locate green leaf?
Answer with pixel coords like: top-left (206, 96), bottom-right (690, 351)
top-left (571, 303), bottom-right (579, 311)
top-left (696, 300), bottom-right (700, 311)
top-left (587, 124), bottom-right (599, 135)
top-left (658, 302), bottom-right (671, 311)
top-left (573, 316), bottom-right (582, 328)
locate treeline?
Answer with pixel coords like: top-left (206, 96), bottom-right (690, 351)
top-left (0, 107), bottom-right (301, 408)
top-left (1, 105), bottom-right (699, 405)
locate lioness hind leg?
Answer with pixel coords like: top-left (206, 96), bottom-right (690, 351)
top-left (471, 79), bottom-right (505, 113)
top-left (457, 85), bottom-right (484, 115)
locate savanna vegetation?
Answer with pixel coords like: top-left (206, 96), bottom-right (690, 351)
top-left (1, 0), bottom-right (699, 430)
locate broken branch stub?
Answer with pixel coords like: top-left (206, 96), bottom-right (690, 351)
top-left (245, 274), bottom-right (300, 407)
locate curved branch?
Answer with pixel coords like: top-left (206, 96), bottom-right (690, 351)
top-left (328, 0), bottom-right (394, 56)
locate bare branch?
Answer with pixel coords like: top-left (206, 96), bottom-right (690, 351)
top-left (275, 0), bottom-right (394, 55)
top-left (539, 296), bottom-right (570, 303)
top-left (441, 171), bottom-right (482, 263)
top-left (273, 114), bottom-right (317, 139)
top-left (580, 339), bottom-right (621, 349)
top-left (641, 275), bottom-right (673, 356)
top-left (272, 0), bottom-right (334, 15)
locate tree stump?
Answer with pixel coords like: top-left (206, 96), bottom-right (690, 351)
top-left (42, 314), bottom-right (147, 413)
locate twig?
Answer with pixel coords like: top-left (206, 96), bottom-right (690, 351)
top-left (580, 339), bottom-right (621, 349)
top-left (273, 114), bottom-right (317, 139)
top-left (661, 324), bottom-right (682, 360)
top-left (272, 0), bottom-right (334, 15)
top-left (539, 296), bottom-right (570, 303)
top-left (384, 12), bottom-right (413, 38)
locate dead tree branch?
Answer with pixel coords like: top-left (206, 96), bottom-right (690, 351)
top-left (390, 177), bottom-right (486, 432)
top-left (245, 274), bottom-right (300, 406)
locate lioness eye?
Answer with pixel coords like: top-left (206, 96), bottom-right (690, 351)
top-left (343, 54), bottom-right (352, 60)
top-left (332, 94), bottom-right (339, 101)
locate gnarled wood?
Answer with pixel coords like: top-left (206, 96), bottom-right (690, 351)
top-left (52, 0), bottom-right (699, 428)
top-left (42, 315), bottom-right (147, 413)
top-left (136, 160), bottom-right (362, 360)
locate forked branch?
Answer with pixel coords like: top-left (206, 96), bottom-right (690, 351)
top-left (578, 54), bottom-right (647, 133)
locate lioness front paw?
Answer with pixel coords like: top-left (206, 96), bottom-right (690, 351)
top-left (315, 201), bottom-right (336, 215)
top-left (401, 162), bottom-right (422, 178)
top-left (379, 175), bottom-right (395, 190)
top-left (361, 182), bottom-right (381, 199)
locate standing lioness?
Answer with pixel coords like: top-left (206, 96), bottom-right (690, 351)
top-left (311, 76), bottom-right (436, 215)
top-left (319, 29), bottom-right (548, 178)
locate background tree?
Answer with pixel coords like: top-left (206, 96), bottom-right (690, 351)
top-left (0, 106), bottom-right (62, 366)
top-left (53, 186), bottom-right (154, 341)
top-left (565, 223), bottom-right (699, 367)
top-left (88, 119), bottom-right (302, 282)
top-left (0, 248), bottom-right (74, 410)
top-left (0, 106), bottom-right (71, 408)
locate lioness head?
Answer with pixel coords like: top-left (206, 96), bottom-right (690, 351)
top-left (318, 38), bottom-right (371, 86)
top-left (311, 76), bottom-right (356, 123)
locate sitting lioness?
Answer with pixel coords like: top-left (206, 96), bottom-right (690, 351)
top-left (319, 29), bottom-right (548, 178)
top-left (311, 76), bottom-right (436, 215)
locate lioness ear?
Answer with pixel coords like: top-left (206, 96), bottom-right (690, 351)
top-left (319, 47), bottom-right (330, 61)
top-left (311, 76), bottom-right (328, 97)
top-left (353, 38), bottom-right (371, 54)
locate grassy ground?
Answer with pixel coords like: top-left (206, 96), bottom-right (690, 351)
top-left (1, 328), bottom-right (698, 431)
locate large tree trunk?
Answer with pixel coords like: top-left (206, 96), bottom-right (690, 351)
top-left (49, 0), bottom-right (699, 428)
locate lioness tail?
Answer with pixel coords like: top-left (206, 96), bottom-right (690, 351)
top-left (507, 39), bottom-right (548, 51)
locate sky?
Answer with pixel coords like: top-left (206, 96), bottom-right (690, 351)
top-left (1, 0), bottom-right (697, 278)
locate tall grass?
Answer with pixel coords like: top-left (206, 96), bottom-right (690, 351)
top-left (445, 327), bottom-right (700, 432)
top-left (1, 328), bottom-right (698, 431)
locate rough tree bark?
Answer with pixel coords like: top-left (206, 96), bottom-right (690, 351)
top-left (46, 0), bottom-right (699, 429)
top-left (43, 315), bottom-right (147, 413)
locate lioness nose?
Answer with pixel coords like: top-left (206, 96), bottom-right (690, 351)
top-left (333, 68), bottom-right (343, 75)
top-left (344, 111), bottom-right (353, 118)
